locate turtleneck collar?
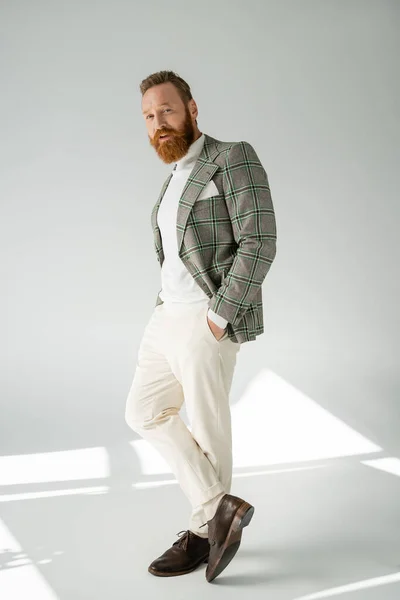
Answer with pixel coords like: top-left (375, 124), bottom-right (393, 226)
top-left (173, 133), bottom-right (205, 172)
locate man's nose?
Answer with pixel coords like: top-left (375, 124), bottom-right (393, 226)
top-left (153, 115), bottom-right (166, 132)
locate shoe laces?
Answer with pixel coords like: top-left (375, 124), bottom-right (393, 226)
top-left (173, 530), bottom-right (191, 551)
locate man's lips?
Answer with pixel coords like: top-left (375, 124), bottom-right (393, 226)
top-left (159, 134), bottom-right (171, 141)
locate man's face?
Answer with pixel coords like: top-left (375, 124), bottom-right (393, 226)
top-left (142, 82), bottom-right (197, 164)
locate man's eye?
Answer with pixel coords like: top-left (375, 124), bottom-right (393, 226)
top-left (146, 109), bottom-right (170, 119)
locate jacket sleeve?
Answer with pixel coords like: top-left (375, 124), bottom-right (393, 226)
top-left (208, 141), bottom-right (277, 326)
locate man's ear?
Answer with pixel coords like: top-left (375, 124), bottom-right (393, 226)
top-left (188, 98), bottom-right (198, 121)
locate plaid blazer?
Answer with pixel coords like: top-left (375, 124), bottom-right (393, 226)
top-left (151, 133), bottom-right (277, 344)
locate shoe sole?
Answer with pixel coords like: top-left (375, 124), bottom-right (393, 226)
top-left (148, 555), bottom-right (209, 577)
top-left (206, 500), bottom-right (254, 582)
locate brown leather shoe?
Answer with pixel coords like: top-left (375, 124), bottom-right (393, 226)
top-left (148, 530), bottom-right (210, 577)
top-left (204, 493), bottom-right (254, 582)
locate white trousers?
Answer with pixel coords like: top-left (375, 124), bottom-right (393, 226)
top-left (125, 300), bottom-right (241, 537)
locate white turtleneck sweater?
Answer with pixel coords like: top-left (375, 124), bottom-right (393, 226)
top-left (156, 133), bottom-right (228, 329)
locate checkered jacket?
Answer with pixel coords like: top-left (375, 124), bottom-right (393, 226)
top-left (151, 133), bottom-right (277, 344)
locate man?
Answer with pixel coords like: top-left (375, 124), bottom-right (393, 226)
top-left (125, 71), bottom-right (277, 582)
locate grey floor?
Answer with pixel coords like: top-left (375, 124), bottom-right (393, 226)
top-left (1, 367), bottom-right (400, 600)
top-left (1, 454), bottom-right (400, 599)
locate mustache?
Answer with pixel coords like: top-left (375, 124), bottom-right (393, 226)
top-left (156, 129), bottom-right (184, 140)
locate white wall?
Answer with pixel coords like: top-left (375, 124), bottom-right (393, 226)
top-left (1, 0), bottom-right (399, 456)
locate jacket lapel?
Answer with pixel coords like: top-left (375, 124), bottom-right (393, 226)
top-left (151, 133), bottom-right (220, 263)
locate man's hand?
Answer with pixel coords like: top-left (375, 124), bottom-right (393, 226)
top-left (207, 316), bottom-right (226, 341)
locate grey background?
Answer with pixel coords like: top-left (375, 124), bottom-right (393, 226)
top-left (1, 1), bottom-right (399, 599)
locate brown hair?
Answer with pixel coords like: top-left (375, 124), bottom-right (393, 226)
top-left (139, 70), bottom-right (193, 105)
